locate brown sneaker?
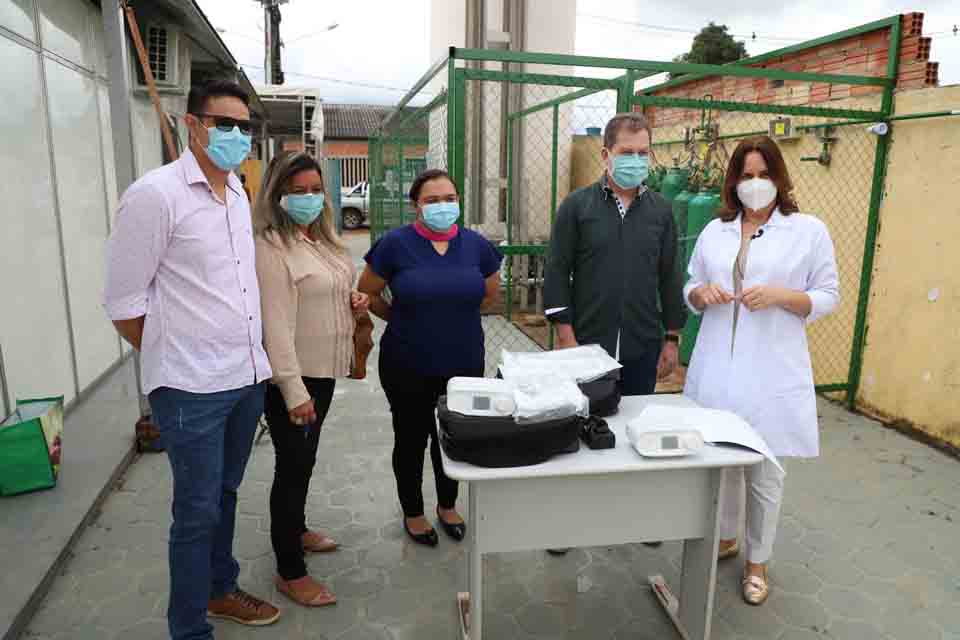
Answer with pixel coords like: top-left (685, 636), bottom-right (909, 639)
top-left (208, 589), bottom-right (280, 626)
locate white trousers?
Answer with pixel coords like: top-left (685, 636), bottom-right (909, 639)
top-left (719, 459), bottom-right (785, 563)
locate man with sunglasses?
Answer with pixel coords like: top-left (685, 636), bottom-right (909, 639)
top-left (104, 79), bottom-right (279, 638)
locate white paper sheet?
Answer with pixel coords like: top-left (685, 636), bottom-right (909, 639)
top-left (631, 403), bottom-right (784, 473)
top-left (500, 345), bottom-right (622, 383)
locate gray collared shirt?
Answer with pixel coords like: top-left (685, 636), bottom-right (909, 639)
top-left (544, 176), bottom-right (686, 361)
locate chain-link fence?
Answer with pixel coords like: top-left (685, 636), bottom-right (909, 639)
top-left (369, 85), bottom-right (448, 243)
top-left (371, 49), bottom-right (894, 400)
top-left (642, 99), bottom-right (880, 392)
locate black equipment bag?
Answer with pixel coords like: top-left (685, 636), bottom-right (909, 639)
top-left (578, 370), bottom-right (621, 417)
top-left (437, 396), bottom-right (581, 468)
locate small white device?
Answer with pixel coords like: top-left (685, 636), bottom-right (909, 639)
top-left (626, 421), bottom-right (705, 458)
top-left (446, 377), bottom-right (517, 417)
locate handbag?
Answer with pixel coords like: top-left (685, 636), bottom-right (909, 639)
top-left (579, 369), bottom-right (622, 417)
top-left (349, 312), bottom-right (374, 380)
top-left (135, 415), bottom-right (164, 453)
top-left (437, 396), bottom-right (581, 468)
top-left (0, 396), bottom-right (64, 496)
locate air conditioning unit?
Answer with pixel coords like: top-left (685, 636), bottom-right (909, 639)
top-left (137, 24), bottom-right (180, 89)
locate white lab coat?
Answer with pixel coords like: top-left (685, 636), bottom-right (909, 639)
top-left (683, 209), bottom-right (840, 458)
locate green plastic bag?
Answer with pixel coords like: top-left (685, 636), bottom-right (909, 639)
top-left (0, 396), bottom-right (64, 496)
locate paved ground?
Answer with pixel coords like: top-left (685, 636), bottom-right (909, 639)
top-left (0, 358), bottom-right (139, 640)
top-left (23, 231), bottom-right (960, 640)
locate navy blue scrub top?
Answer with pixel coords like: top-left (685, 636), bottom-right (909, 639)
top-left (365, 225), bottom-right (503, 377)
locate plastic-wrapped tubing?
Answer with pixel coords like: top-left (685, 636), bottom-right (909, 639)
top-left (511, 373), bottom-right (589, 423)
top-left (499, 345), bottom-right (622, 384)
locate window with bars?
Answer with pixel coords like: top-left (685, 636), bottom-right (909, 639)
top-left (144, 25), bottom-right (178, 87)
top-left (337, 156), bottom-right (370, 189)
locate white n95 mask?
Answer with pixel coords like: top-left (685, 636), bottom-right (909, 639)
top-left (737, 178), bottom-right (777, 211)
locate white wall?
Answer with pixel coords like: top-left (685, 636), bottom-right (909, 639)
top-left (427, 0), bottom-right (577, 242)
top-left (519, 0), bottom-right (575, 242)
top-left (428, 0), bottom-right (465, 88)
top-left (0, 0), bottom-right (136, 408)
top-left (130, 35), bottom-right (192, 175)
top-left (0, 34), bottom-right (77, 406)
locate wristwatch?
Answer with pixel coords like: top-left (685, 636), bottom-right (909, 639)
top-left (664, 334), bottom-right (680, 344)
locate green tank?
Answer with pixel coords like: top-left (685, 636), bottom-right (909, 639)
top-left (681, 187), bottom-right (722, 366)
top-left (671, 187), bottom-right (694, 268)
top-left (646, 165), bottom-right (666, 192)
top-left (659, 167), bottom-right (689, 203)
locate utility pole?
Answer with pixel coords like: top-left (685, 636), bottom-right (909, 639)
top-left (253, 0), bottom-right (288, 85)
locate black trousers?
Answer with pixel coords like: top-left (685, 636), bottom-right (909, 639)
top-left (264, 377), bottom-right (335, 581)
top-left (379, 353), bottom-right (482, 518)
top-left (619, 340), bottom-right (663, 396)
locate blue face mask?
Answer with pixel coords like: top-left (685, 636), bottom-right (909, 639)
top-left (422, 201), bottom-right (460, 232)
top-left (205, 126), bottom-right (252, 172)
top-left (281, 193), bottom-right (325, 226)
top-left (610, 153), bottom-right (650, 189)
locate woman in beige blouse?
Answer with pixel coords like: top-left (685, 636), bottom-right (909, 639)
top-left (254, 152), bottom-right (369, 607)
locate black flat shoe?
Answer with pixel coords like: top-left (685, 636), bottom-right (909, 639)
top-left (436, 508), bottom-right (466, 542)
top-left (404, 520), bottom-right (439, 547)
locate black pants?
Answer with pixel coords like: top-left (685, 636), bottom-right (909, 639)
top-left (379, 353), bottom-right (481, 518)
top-left (264, 377), bottom-right (335, 581)
top-left (619, 341), bottom-right (663, 397)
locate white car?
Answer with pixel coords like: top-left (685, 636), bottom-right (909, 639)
top-left (340, 181), bottom-right (369, 230)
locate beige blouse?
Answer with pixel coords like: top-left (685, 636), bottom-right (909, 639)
top-left (255, 230), bottom-right (356, 410)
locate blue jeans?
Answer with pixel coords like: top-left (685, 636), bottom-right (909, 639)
top-left (149, 383), bottom-right (266, 640)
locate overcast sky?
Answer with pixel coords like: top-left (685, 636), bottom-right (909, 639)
top-left (198, 0), bottom-right (959, 105)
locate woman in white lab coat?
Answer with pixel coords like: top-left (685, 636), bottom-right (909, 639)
top-left (684, 136), bottom-right (839, 605)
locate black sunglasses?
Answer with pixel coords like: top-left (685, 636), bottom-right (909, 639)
top-left (194, 113), bottom-right (254, 135)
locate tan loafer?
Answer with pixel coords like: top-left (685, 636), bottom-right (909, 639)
top-left (742, 566), bottom-right (770, 605)
top-left (302, 530), bottom-right (338, 553)
top-left (718, 539), bottom-right (740, 560)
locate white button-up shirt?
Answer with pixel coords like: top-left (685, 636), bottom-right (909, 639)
top-left (103, 149), bottom-right (272, 395)
top-left (683, 209), bottom-right (840, 457)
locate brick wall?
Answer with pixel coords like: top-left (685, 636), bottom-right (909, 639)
top-left (323, 140), bottom-right (369, 157)
top-left (321, 140), bottom-right (428, 159)
top-left (644, 13), bottom-right (938, 129)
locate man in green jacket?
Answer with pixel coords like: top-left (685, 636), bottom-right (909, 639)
top-left (544, 112), bottom-right (685, 396)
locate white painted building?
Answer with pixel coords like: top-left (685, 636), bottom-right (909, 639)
top-left (0, 0), bottom-right (262, 415)
top-left (427, 0), bottom-right (578, 242)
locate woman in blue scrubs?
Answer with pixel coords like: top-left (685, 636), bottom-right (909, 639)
top-left (358, 169), bottom-right (502, 546)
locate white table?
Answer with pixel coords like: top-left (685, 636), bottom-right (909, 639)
top-left (440, 394), bottom-right (764, 640)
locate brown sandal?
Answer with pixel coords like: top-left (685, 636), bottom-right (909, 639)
top-left (719, 539), bottom-right (740, 560)
top-left (275, 576), bottom-right (337, 607)
top-left (301, 530), bottom-right (339, 553)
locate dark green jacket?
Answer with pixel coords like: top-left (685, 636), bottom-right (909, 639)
top-left (544, 177), bottom-right (686, 360)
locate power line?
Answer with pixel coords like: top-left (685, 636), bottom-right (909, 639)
top-left (927, 25), bottom-right (959, 39)
top-left (240, 63), bottom-right (434, 95)
top-left (577, 13), bottom-right (804, 43)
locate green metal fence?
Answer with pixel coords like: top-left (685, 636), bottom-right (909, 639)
top-left (371, 26), bottom-right (901, 401)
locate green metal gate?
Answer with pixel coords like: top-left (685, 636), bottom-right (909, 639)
top-left (370, 19), bottom-right (902, 403)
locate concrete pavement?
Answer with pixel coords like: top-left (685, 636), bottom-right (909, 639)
top-left (21, 231), bottom-right (960, 640)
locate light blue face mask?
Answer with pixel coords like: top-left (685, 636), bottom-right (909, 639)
top-left (205, 126), bottom-right (252, 172)
top-left (610, 153), bottom-right (650, 189)
top-left (422, 201), bottom-right (460, 232)
top-left (281, 193), bottom-right (325, 226)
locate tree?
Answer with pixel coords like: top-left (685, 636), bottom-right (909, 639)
top-left (670, 23), bottom-right (748, 79)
